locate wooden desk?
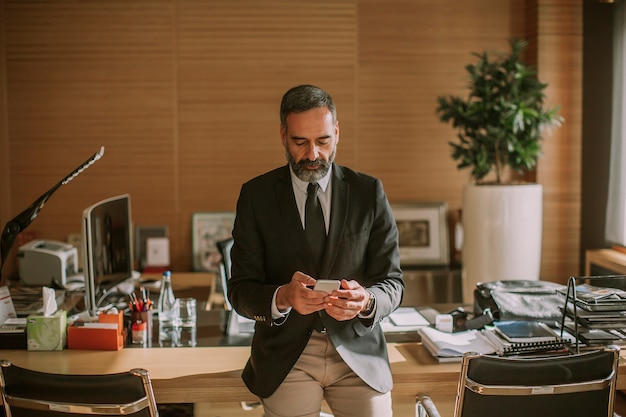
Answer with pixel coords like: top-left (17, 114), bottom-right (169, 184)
top-left (2, 344), bottom-right (625, 406)
top-left (585, 248), bottom-right (626, 276)
top-left (0, 343), bottom-right (457, 407)
top-left (3, 272), bottom-right (623, 416)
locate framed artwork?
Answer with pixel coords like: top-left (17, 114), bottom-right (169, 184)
top-left (391, 202), bottom-right (449, 266)
top-left (134, 225), bottom-right (169, 271)
top-left (192, 212), bottom-right (236, 272)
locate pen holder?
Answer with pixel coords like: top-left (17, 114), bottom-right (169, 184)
top-left (131, 310), bottom-right (153, 347)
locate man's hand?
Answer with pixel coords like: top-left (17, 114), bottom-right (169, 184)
top-left (323, 279), bottom-right (371, 321)
top-left (275, 272), bottom-right (327, 315)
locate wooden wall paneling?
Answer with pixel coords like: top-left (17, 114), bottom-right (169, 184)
top-left (357, 0), bottom-right (527, 209)
top-left (535, 0), bottom-right (583, 282)
top-left (1, 0), bottom-right (584, 278)
top-left (4, 0), bottom-right (178, 271)
top-left (176, 0), bottom-right (358, 270)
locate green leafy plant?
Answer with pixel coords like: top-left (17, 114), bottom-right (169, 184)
top-left (436, 38), bottom-right (563, 184)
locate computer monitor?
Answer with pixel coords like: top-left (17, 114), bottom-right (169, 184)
top-left (82, 194), bottom-right (133, 318)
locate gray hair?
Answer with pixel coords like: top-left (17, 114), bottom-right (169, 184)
top-left (279, 85), bottom-right (337, 127)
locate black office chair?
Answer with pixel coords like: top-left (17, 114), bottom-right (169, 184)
top-left (214, 237), bottom-right (255, 337)
top-left (0, 360), bottom-right (159, 417)
top-left (216, 237), bottom-right (235, 310)
top-left (416, 346), bottom-right (620, 417)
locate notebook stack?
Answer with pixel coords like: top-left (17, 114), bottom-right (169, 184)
top-left (418, 320), bottom-right (568, 362)
top-left (482, 321), bottom-right (568, 356)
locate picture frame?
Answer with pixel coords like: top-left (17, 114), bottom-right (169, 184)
top-left (134, 225), bottom-right (169, 271)
top-left (192, 212), bottom-right (236, 272)
top-left (391, 202), bottom-right (449, 266)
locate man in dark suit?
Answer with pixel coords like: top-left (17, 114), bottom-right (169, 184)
top-left (229, 84), bottom-right (403, 417)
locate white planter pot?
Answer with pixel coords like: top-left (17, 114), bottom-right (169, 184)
top-left (461, 183), bottom-right (543, 303)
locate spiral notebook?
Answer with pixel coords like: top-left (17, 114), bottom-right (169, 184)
top-left (484, 321), bottom-right (568, 355)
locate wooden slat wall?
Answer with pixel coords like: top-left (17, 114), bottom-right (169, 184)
top-left (175, 0), bottom-right (357, 268)
top-left (0, 0), bottom-right (582, 282)
top-left (357, 0), bottom-right (528, 204)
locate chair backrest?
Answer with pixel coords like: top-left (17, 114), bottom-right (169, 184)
top-left (216, 238), bottom-right (234, 281)
top-left (214, 238), bottom-right (255, 337)
top-left (454, 346), bottom-right (619, 417)
top-left (216, 237), bottom-right (235, 311)
top-left (0, 360), bottom-right (159, 417)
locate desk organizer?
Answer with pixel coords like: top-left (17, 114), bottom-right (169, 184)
top-left (67, 311), bottom-right (125, 350)
top-left (559, 274), bottom-right (626, 352)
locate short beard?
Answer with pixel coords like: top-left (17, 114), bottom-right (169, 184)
top-left (285, 148), bottom-right (335, 183)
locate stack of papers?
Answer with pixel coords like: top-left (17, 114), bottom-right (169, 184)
top-left (559, 281), bottom-right (626, 347)
top-left (559, 283), bottom-right (626, 311)
top-left (418, 326), bottom-right (496, 362)
top-left (419, 321), bottom-right (570, 362)
top-left (0, 317), bottom-right (27, 334)
top-left (0, 286), bottom-right (17, 324)
top-left (381, 307), bottom-right (430, 333)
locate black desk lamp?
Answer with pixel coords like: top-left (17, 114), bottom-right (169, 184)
top-left (0, 146), bottom-right (105, 281)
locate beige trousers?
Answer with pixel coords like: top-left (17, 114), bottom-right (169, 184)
top-left (261, 331), bottom-right (393, 417)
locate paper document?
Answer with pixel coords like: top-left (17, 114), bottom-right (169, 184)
top-left (0, 286), bottom-right (17, 325)
top-left (418, 326), bottom-right (496, 360)
top-left (0, 317), bottom-right (26, 333)
top-left (390, 307), bottom-right (430, 326)
top-left (381, 307), bottom-right (430, 333)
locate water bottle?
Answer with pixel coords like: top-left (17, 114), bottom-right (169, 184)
top-left (157, 271), bottom-right (178, 346)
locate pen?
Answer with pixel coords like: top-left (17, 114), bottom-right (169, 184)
top-left (129, 292), bottom-right (138, 311)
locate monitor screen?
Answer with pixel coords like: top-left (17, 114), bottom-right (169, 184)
top-left (82, 194), bottom-right (133, 317)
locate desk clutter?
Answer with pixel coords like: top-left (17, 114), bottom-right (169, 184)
top-left (419, 276), bottom-right (626, 362)
top-left (0, 270), bottom-right (198, 351)
top-left (419, 321), bottom-right (569, 363)
top-left (5, 274), bottom-right (626, 357)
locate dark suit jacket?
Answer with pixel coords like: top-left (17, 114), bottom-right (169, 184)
top-left (228, 164), bottom-right (404, 398)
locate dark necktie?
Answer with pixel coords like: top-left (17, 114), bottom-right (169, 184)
top-left (305, 182), bottom-right (326, 267)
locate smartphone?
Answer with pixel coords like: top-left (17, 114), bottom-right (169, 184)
top-left (313, 279), bottom-right (341, 293)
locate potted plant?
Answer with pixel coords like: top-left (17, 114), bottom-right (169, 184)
top-left (436, 38), bottom-right (563, 302)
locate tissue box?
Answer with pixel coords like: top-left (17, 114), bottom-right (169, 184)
top-left (27, 310), bottom-right (67, 351)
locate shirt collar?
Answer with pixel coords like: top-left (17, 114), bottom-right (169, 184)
top-left (289, 164), bottom-right (332, 194)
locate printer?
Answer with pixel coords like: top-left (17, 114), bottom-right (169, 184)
top-left (18, 240), bottom-right (79, 287)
